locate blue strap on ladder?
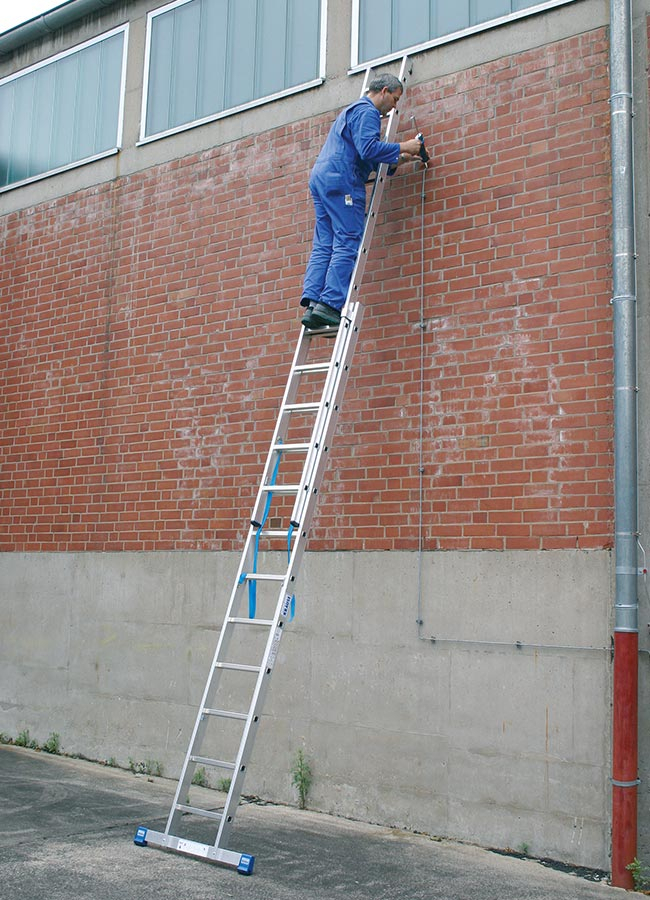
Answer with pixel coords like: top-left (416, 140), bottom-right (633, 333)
top-left (244, 445), bottom-right (283, 618)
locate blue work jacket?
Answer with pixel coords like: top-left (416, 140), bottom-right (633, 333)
top-left (311, 96), bottom-right (401, 189)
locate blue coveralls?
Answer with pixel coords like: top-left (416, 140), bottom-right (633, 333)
top-left (302, 96), bottom-right (401, 312)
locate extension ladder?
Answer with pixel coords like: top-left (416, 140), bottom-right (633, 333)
top-left (135, 54), bottom-right (413, 876)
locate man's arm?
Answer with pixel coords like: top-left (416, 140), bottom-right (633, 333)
top-left (348, 103), bottom-right (401, 166)
top-left (349, 103), bottom-right (424, 166)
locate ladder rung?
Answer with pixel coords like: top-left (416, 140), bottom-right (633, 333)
top-left (215, 662), bottom-right (261, 673)
top-left (191, 754), bottom-right (237, 768)
top-left (202, 708), bottom-right (248, 721)
top-left (242, 573), bottom-right (285, 582)
top-left (261, 484), bottom-right (300, 494)
top-left (283, 402), bottom-right (321, 413)
top-left (228, 616), bottom-right (274, 626)
top-left (304, 323), bottom-right (340, 336)
top-left (259, 530), bottom-right (297, 539)
top-left (176, 804), bottom-right (224, 821)
top-left (272, 442), bottom-right (310, 452)
top-left (292, 362), bottom-right (330, 374)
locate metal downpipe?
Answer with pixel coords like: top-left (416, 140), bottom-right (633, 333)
top-left (609, 0), bottom-right (639, 888)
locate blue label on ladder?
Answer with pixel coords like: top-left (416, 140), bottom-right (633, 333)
top-left (134, 826), bottom-right (148, 846)
top-left (281, 593), bottom-right (296, 621)
top-left (237, 853), bottom-right (255, 875)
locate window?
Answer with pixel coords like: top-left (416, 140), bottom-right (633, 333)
top-left (353, 0), bottom-right (576, 66)
top-left (141, 0), bottom-right (324, 142)
top-left (0, 26), bottom-right (128, 192)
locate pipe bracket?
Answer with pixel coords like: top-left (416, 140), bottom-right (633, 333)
top-left (611, 778), bottom-right (640, 788)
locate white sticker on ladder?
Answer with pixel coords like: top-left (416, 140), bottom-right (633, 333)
top-left (267, 628), bottom-right (283, 670)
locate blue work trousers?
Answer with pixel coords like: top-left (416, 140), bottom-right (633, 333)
top-left (302, 164), bottom-right (366, 312)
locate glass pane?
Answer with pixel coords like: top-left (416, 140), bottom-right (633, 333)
top-left (0, 81), bottom-right (14, 186)
top-left (169, 0), bottom-right (201, 128)
top-left (74, 44), bottom-right (102, 160)
top-left (29, 66), bottom-right (56, 177)
top-left (50, 54), bottom-right (77, 170)
top-left (394, 0), bottom-right (430, 51)
top-left (226, 0), bottom-right (256, 108)
top-left (147, 13), bottom-right (174, 136)
top-left (197, 0), bottom-right (228, 117)
top-left (359, 0), bottom-right (392, 61)
top-left (257, 0), bottom-right (288, 97)
top-left (8, 72), bottom-right (35, 183)
top-left (96, 32), bottom-right (123, 151)
top-left (287, 0), bottom-right (320, 86)
top-left (471, 0), bottom-right (512, 25)
top-left (432, 0), bottom-right (470, 36)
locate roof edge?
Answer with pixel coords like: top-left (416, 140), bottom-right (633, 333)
top-left (0, 0), bottom-right (123, 59)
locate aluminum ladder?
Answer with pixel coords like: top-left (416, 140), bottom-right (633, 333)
top-left (135, 54), bottom-right (414, 876)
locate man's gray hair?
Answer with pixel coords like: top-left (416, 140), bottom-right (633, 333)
top-left (367, 73), bottom-right (402, 94)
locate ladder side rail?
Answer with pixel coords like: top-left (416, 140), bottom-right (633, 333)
top-left (294, 54), bottom-right (413, 503)
top-left (214, 577), bottom-right (296, 847)
top-left (342, 53), bottom-right (411, 318)
top-left (216, 307), bottom-right (367, 847)
top-left (290, 70), bottom-right (409, 522)
top-left (235, 53), bottom-right (413, 548)
top-left (165, 578), bottom-right (263, 834)
top-left (166, 331), bottom-right (330, 832)
top-left (165, 337), bottom-right (317, 832)
top-left (165, 634), bottom-right (232, 832)
top-left (289, 311), bottom-right (360, 528)
top-left (290, 304), bottom-right (365, 537)
top-left (285, 65), bottom-right (384, 510)
top-left (290, 57), bottom-right (411, 524)
top-left (248, 331), bottom-right (315, 522)
top-left (215, 57), bottom-right (416, 832)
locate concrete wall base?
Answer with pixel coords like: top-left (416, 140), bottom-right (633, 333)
top-left (0, 549), bottom-right (612, 868)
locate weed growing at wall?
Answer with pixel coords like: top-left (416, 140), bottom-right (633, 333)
top-left (15, 729), bottom-right (39, 749)
top-left (128, 758), bottom-right (164, 777)
top-left (192, 766), bottom-right (209, 788)
top-left (291, 748), bottom-right (312, 810)
top-left (42, 732), bottom-right (61, 754)
top-left (1, 730), bottom-right (154, 778)
top-left (626, 858), bottom-right (650, 893)
top-left (5, 729), bottom-right (62, 753)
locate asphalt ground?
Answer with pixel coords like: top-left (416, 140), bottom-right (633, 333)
top-left (0, 744), bottom-right (625, 900)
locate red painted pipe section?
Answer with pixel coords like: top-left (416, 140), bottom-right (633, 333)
top-left (611, 630), bottom-right (638, 889)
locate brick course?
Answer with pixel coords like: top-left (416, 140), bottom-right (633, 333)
top-left (0, 28), bottom-right (613, 552)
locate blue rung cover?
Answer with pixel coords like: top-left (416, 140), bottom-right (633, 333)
top-left (134, 825), bottom-right (148, 846)
top-left (237, 853), bottom-right (255, 875)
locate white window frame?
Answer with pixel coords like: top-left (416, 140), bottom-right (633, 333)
top-left (350, 0), bottom-right (578, 71)
top-left (0, 24), bottom-right (129, 194)
top-left (139, 0), bottom-right (328, 145)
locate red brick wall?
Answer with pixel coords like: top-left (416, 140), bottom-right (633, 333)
top-left (0, 28), bottom-right (612, 552)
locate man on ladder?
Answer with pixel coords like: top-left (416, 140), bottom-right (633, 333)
top-left (300, 73), bottom-right (426, 331)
